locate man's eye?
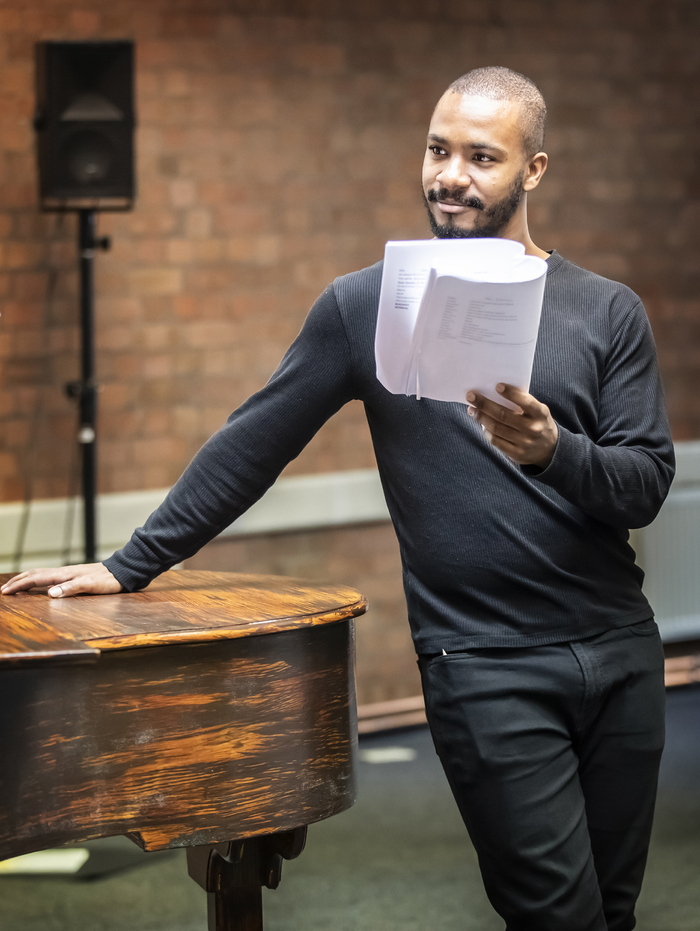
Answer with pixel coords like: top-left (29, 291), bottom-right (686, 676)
top-left (429, 145), bottom-right (446, 156)
top-left (473, 153), bottom-right (492, 162)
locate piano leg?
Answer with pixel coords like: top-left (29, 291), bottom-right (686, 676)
top-left (186, 827), bottom-right (308, 931)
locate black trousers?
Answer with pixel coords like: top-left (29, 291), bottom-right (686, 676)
top-left (419, 620), bottom-right (666, 931)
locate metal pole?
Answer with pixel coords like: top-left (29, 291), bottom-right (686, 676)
top-left (78, 210), bottom-right (98, 563)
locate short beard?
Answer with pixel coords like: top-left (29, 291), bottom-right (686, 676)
top-left (424, 175), bottom-right (525, 239)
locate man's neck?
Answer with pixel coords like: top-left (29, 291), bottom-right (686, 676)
top-left (499, 226), bottom-right (549, 260)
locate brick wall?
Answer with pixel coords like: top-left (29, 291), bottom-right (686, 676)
top-left (1, 0), bottom-right (698, 502)
top-left (1, 2), bottom-right (699, 702)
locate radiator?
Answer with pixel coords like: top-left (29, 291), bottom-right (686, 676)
top-left (633, 441), bottom-right (700, 642)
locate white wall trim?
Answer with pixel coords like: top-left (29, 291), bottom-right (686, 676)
top-left (671, 440), bottom-right (700, 486)
top-left (0, 468), bottom-right (390, 572)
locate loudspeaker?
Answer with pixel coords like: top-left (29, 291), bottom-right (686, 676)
top-left (35, 41), bottom-right (135, 210)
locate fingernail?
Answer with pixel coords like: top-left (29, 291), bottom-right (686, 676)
top-left (496, 383), bottom-right (505, 393)
top-left (48, 586), bottom-right (63, 597)
top-left (467, 406), bottom-right (476, 417)
top-left (466, 392), bottom-right (475, 402)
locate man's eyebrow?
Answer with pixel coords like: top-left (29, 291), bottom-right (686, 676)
top-left (470, 142), bottom-right (505, 153)
top-left (427, 134), bottom-right (505, 154)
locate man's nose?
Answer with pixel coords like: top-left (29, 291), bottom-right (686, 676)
top-left (437, 156), bottom-right (471, 189)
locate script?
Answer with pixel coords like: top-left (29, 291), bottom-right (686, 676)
top-left (375, 239), bottom-right (548, 409)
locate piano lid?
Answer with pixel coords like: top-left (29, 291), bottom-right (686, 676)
top-left (0, 570), bottom-right (367, 667)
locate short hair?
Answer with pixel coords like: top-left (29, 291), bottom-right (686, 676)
top-left (448, 66), bottom-right (547, 157)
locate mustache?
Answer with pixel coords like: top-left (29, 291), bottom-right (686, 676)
top-left (427, 188), bottom-right (485, 211)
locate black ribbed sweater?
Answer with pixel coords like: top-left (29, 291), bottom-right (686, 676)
top-left (104, 252), bottom-right (675, 651)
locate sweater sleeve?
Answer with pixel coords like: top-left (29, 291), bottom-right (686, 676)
top-left (103, 284), bottom-right (355, 591)
top-left (527, 299), bottom-right (675, 528)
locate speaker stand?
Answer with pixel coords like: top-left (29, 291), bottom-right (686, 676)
top-left (65, 210), bottom-right (110, 563)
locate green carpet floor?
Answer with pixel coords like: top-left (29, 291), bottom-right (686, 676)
top-left (1, 686), bottom-right (698, 931)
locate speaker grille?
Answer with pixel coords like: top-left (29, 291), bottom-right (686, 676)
top-left (35, 41), bottom-right (135, 210)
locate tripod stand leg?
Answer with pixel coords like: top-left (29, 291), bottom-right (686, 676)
top-left (77, 209), bottom-right (98, 562)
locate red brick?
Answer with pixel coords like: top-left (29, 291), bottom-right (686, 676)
top-left (127, 209), bottom-right (178, 237)
top-left (0, 477), bottom-right (24, 500)
top-left (142, 354), bottom-right (174, 380)
top-left (169, 179), bottom-right (197, 208)
top-left (69, 9), bottom-right (101, 36)
top-left (215, 205), bottom-right (271, 235)
top-left (132, 436), bottom-right (184, 465)
top-left (3, 301), bottom-right (43, 328)
top-left (96, 325), bottom-right (134, 352)
top-left (185, 208), bottom-right (212, 239)
top-left (4, 242), bottom-right (45, 269)
top-left (129, 268), bottom-right (182, 296)
top-left (99, 383), bottom-right (132, 413)
top-left (0, 451), bottom-right (17, 478)
top-left (137, 40), bottom-right (182, 68)
top-left (0, 0), bottom-right (697, 509)
top-left (99, 298), bottom-right (142, 324)
top-left (161, 13), bottom-right (217, 39)
top-left (193, 239), bottom-right (224, 263)
top-left (13, 271), bottom-right (51, 300)
top-left (288, 43), bottom-right (345, 75)
top-left (0, 185), bottom-right (32, 209)
top-left (137, 70), bottom-right (160, 99)
top-left (198, 181), bottom-right (246, 207)
top-left (165, 239), bottom-right (192, 264)
top-left (0, 9), bottom-right (23, 31)
top-left (164, 69), bottom-right (192, 98)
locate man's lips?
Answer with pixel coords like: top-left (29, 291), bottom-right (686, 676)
top-left (425, 189), bottom-right (485, 216)
top-left (435, 201), bottom-right (472, 214)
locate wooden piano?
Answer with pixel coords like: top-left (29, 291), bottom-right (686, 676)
top-left (0, 570), bottom-right (367, 930)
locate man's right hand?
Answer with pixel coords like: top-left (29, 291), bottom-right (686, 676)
top-left (0, 563), bottom-right (122, 598)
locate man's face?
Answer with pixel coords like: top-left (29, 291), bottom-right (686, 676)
top-left (421, 92), bottom-right (529, 239)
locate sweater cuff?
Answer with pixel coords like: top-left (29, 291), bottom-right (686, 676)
top-left (520, 423), bottom-right (578, 490)
top-left (102, 552), bottom-right (157, 593)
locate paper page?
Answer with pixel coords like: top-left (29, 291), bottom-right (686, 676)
top-left (375, 242), bottom-right (440, 393)
top-left (375, 239), bottom-right (524, 393)
top-left (404, 267), bottom-right (437, 396)
top-left (413, 270), bottom-right (547, 408)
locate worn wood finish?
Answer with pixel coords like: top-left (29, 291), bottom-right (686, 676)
top-left (0, 622), bottom-right (357, 858)
top-left (0, 578), bottom-right (362, 861)
top-left (0, 571), bottom-right (366, 662)
top-left (0, 570), bottom-right (364, 931)
top-left (0, 569), bottom-right (364, 931)
top-left (0, 599), bottom-right (99, 666)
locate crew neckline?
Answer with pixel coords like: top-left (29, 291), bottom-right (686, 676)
top-left (545, 250), bottom-right (565, 276)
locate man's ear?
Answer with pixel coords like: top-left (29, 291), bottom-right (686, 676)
top-left (523, 152), bottom-right (548, 192)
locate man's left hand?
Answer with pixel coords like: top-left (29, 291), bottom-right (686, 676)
top-left (466, 384), bottom-right (558, 469)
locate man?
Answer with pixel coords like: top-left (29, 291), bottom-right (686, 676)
top-left (2, 67), bottom-right (674, 930)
